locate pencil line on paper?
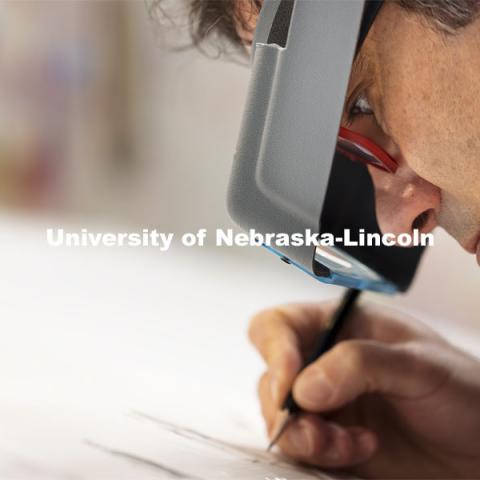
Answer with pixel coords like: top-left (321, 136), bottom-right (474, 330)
top-left (84, 440), bottom-right (201, 480)
top-left (129, 410), bottom-right (328, 478)
top-left (130, 409), bottom-right (256, 460)
top-left (130, 410), bottom-right (222, 444)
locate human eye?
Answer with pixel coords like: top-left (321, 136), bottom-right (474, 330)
top-left (346, 91), bottom-right (374, 125)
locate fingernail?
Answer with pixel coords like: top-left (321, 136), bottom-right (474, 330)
top-left (297, 371), bottom-right (334, 407)
top-left (288, 420), bottom-right (313, 456)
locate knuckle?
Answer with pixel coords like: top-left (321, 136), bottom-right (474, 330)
top-left (247, 308), bottom-right (274, 342)
top-left (247, 305), bottom-right (290, 343)
top-left (247, 312), bottom-right (265, 344)
top-left (400, 342), bottom-right (450, 385)
top-left (335, 341), bottom-right (368, 371)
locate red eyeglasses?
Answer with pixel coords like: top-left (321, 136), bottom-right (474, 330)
top-left (337, 126), bottom-right (398, 173)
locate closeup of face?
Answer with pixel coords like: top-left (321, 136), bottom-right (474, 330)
top-left (235, 1), bottom-right (480, 266)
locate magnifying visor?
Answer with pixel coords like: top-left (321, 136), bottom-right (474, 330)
top-left (228, 0), bottom-right (426, 294)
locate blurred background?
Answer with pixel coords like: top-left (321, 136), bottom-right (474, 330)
top-left (0, 0), bottom-right (246, 231)
top-left (0, 0), bottom-right (477, 330)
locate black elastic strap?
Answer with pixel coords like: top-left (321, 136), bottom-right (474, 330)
top-left (267, 0), bottom-right (294, 48)
top-left (267, 0), bottom-right (383, 55)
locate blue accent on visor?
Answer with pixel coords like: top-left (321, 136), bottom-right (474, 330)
top-left (263, 244), bottom-right (397, 294)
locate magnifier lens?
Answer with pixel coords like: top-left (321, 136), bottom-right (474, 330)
top-left (337, 137), bottom-right (389, 171)
top-left (337, 127), bottom-right (398, 173)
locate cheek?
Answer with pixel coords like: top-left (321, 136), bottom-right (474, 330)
top-left (384, 95), bottom-right (434, 174)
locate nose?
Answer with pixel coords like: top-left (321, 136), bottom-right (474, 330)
top-left (343, 112), bottom-right (441, 239)
top-left (367, 164), bottom-right (440, 237)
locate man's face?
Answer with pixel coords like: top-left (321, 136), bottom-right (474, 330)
top-left (237, 1), bottom-right (480, 266)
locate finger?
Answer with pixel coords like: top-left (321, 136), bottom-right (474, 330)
top-left (249, 302), bottom-right (427, 366)
top-left (274, 413), bottom-right (377, 468)
top-left (249, 304), bottom-right (334, 405)
top-left (346, 304), bottom-right (442, 344)
top-left (249, 302), bottom-right (435, 408)
top-left (248, 304), bottom-right (334, 362)
top-left (293, 340), bottom-right (450, 412)
top-left (258, 371), bottom-right (278, 436)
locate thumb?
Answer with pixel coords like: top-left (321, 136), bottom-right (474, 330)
top-left (292, 340), bottom-right (448, 412)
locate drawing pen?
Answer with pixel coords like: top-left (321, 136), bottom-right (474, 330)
top-left (267, 288), bottom-right (361, 451)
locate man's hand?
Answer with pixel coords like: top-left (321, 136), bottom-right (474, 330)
top-left (249, 301), bottom-right (480, 479)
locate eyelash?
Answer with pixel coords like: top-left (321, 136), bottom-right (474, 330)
top-left (346, 92), bottom-right (374, 125)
